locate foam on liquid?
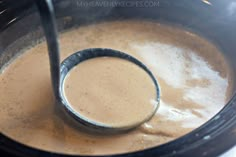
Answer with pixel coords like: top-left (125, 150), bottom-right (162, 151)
top-left (0, 21), bottom-right (233, 155)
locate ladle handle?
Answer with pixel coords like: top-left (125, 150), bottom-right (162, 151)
top-left (36, 0), bottom-right (60, 99)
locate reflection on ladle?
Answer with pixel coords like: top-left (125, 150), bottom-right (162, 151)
top-left (36, 0), bottom-right (160, 134)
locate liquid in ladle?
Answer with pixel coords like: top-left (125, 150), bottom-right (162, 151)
top-left (63, 57), bottom-right (158, 127)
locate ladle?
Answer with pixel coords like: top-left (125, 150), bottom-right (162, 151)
top-left (36, 0), bottom-right (160, 134)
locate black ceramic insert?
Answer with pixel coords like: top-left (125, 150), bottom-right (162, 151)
top-left (0, 0), bottom-right (236, 156)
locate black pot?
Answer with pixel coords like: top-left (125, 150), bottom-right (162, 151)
top-left (0, 0), bottom-right (236, 157)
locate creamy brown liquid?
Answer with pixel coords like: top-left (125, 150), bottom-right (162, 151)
top-left (0, 21), bottom-right (234, 155)
top-left (64, 57), bottom-right (158, 127)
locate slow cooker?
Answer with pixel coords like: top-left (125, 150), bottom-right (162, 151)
top-left (0, 0), bottom-right (236, 156)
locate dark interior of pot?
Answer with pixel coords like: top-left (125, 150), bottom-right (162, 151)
top-left (0, 0), bottom-right (236, 157)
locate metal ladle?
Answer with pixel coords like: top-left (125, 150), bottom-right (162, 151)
top-left (36, 0), bottom-right (160, 134)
